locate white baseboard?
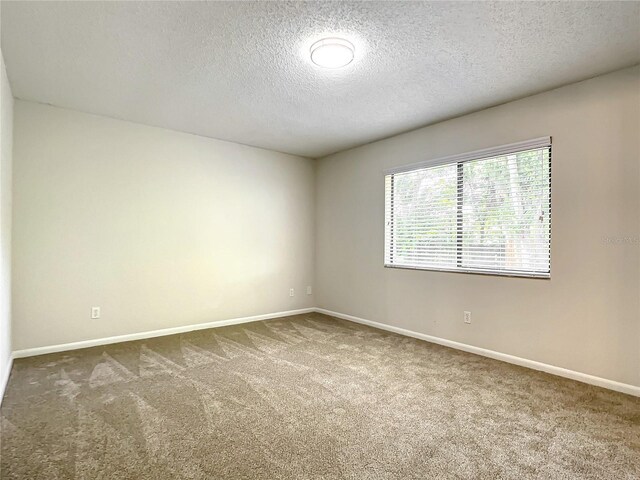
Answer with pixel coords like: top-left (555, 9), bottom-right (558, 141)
top-left (12, 308), bottom-right (315, 359)
top-left (9, 306), bottom-right (639, 398)
top-left (315, 308), bottom-right (640, 398)
top-left (0, 354), bottom-right (14, 406)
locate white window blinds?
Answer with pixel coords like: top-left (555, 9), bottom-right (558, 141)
top-left (384, 137), bottom-right (551, 278)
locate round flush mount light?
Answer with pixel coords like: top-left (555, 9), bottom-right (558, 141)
top-left (310, 38), bottom-right (355, 69)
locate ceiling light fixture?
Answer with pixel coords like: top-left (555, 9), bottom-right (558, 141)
top-left (310, 38), bottom-right (355, 69)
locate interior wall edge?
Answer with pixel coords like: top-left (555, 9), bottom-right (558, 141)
top-left (0, 48), bottom-right (15, 411)
top-left (0, 354), bottom-right (13, 407)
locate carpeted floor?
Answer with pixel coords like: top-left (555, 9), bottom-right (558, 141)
top-left (1, 312), bottom-right (639, 479)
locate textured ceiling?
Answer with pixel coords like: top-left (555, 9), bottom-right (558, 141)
top-left (2, 1), bottom-right (640, 158)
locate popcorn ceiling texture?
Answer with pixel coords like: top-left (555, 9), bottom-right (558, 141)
top-left (1, 1), bottom-right (639, 157)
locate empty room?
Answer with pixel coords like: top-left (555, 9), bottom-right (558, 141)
top-left (0, 1), bottom-right (639, 478)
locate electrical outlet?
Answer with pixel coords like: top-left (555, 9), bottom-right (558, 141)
top-left (289, 288), bottom-right (295, 297)
top-left (306, 286), bottom-right (312, 295)
top-left (91, 307), bottom-right (101, 319)
top-left (464, 311), bottom-right (471, 324)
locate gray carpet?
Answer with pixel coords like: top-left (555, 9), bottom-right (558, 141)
top-left (1, 312), bottom-right (639, 479)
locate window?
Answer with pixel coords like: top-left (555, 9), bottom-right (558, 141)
top-left (384, 137), bottom-right (551, 278)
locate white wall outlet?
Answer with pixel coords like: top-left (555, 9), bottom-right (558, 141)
top-left (91, 306), bottom-right (101, 319)
top-left (464, 311), bottom-right (471, 324)
top-left (306, 286), bottom-right (312, 295)
top-left (289, 288), bottom-right (295, 297)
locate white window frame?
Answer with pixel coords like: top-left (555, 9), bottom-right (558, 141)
top-left (384, 137), bottom-right (552, 279)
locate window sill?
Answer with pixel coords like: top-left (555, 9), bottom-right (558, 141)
top-left (383, 263), bottom-right (551, 279)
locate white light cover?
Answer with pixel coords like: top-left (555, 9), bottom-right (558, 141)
top-left (310, 38), bottom-right (354, 69)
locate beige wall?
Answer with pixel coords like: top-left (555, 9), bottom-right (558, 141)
top-left (0, 51), bottom-right (13, 391)
top-left (12, 101), bottom-right (315, 350)
top-left (316, 66), bottom-right (640, 387)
